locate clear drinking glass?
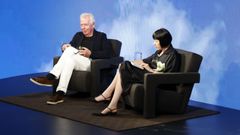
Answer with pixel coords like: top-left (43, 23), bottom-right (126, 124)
top-left (134, 51), bottom-right (142, 60)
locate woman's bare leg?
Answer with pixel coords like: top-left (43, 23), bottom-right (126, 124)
top-left (95, 70), bottom-right (120, 101)
top-left (101, 71), bottom-right (123, 114)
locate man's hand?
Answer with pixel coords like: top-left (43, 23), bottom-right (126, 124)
top-left (61, 44), bottom-right (71, 52)
top-left (79, 47), bottom-right (91, 58)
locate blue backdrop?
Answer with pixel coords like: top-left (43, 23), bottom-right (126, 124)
top-left (1, 0), bottom-right (240, 110)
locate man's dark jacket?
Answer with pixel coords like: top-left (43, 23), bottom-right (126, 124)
top-left (69, 29), bottom-right (111, 59)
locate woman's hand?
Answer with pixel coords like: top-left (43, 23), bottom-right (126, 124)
top-left (140, 63), bottom-right (155, 73)
top-left (131, 60), bottom-right (156, 73)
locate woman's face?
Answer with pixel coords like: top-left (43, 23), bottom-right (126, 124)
top-left (153, 39), bottom-right (161, 50)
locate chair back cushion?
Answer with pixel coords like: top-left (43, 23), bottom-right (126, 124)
top-left (176, 49), bottom-right (203, 72)
top-left (108, 39), bottom-right (122, 57)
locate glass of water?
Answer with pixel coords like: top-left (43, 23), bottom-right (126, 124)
top-left (134, 51), bottom-right (142, 60)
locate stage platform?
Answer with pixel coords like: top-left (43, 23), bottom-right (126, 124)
top-left (0, 73), bottom-right (240, 135)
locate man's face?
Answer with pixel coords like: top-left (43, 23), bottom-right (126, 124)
top-left (80, 17), bottom-right (94, 37)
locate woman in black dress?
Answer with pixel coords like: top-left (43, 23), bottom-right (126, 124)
top-left (93, 28), bottom-right (181, 116)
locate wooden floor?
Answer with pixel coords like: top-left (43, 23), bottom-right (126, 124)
top-left (1, 73), bottom-right (240, 135)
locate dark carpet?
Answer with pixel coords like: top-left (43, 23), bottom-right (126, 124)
top-left (0, 92), bottom-right (219, 131)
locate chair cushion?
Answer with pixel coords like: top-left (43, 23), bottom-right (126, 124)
top-left (124, 83), bottom-right (144, 110)
top-left (67, 71), bottom-right (91, 92)
top-left (177, 49), bottom-right (202, 72)
top-left (109, 39), bottom-right (121, 57)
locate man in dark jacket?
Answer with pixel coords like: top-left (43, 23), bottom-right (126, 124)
top-left (30, 13), bottom-right (111, 105)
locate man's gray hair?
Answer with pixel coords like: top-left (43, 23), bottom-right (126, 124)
top-left (80, 13), bottom-right (95, 25)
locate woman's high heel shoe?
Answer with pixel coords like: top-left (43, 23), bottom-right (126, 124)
top-left (91, 94), bottom-right (111, 103)
top-left (92, 107), bottom-right (117, 116)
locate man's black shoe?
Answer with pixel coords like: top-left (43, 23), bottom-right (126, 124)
top-left (46, 91), bottom-right (64, 105)
top-left (30, 77), bottom-right (53, 87)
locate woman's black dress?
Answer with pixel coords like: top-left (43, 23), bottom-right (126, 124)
top-left (119, 45), bottom-right (180, 95)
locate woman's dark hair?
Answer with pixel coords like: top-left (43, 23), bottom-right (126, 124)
top-left (152, 28), bottom-right (172, 47)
